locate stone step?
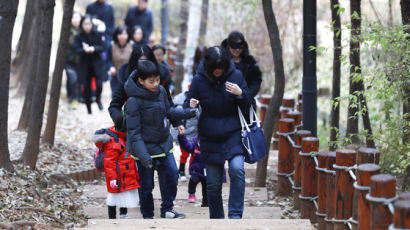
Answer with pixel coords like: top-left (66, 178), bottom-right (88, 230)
top-left (83, 185), bottom-right (267, 201)
top-left (84, 206), bottom-right (283, 219)
top-left (79, 219), bottom-right (313, 230)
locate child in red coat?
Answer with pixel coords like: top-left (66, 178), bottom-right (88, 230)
top-left (93, 126), bottom-right (140, 219)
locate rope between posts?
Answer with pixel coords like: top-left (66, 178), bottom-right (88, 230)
top-left (333, 164), bottom-right (357, 181)
top-left (366, 194), bottom-right (398, 215)
top-left (316, 212), bottom-right (327, 217)
top-left (324, 168), bottom-right (336, 175)
top-left (348, 217), bottom-right (358, 225)
top-left (353, 181), bottom-right (371, 191)
top-left (295, 123), bottom-right (303, 129)
top-left (280, 106), bottom-right (293, 112)
top-left (292, 185), bottom-right (301, 190)
top-left (299, 194), bottom-right (318, 201)
top-left (313, 199), bottom-right (318, 210)
top-left (388, 224), bottom-right (409, 230)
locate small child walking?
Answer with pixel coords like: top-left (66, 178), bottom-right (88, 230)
top-left (177, 126), bottom-right (208, 207)
top-left (92, 126), bottom-right (140, 219)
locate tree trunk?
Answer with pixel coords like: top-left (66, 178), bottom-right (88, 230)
top-left (161, 0), bottom-right (169, 46)
top-left (42, 0), bottom-right (75, 146)
top-left (173, 0), bottom-right (189, 95)
top-left (12, 1), bottom-right (39, 89)
top-left (15, 1), bottom-right (41, 96)
top-left (254, 0), bottom-right (286, 187)
top-left (359, 90), bottom-right (375, 148)
top-left (400, 0), bottom-right (410, 192)
top-left (21, 0), bottom-right (55, 170)
top-left (368, 0), bottom-right (383, 25)
top-left (388, 0), bottom-right (393, 26)
top-left (12, 0), bottom-right (34, 73)
top-left (0, 0), bottom-right (19, 172)
top-left (346, 0), bottom-right (361, 145)
top-left (198, 0), bottom-right (209, 46)
top-left (16, 22), bottom-right (41, 130)
top-left (329, 0), bottom-right (342, 151)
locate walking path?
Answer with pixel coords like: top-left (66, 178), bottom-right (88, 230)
top-left (77, 148), bottom-right (313, 229)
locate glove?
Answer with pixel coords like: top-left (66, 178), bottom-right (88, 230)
top-left (114, 115), bottom-right (123, 131)
top-left (185, 108), bottom-right (198, 119)
top-left (110, 180), bottom-right (118, 189)
top-left (141, 158), bottom-right (153, 168)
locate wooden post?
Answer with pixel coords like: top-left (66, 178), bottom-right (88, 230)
top-left (286, 110), bottom-right (302, 130)
top-left (293, 130), bottom-right (312, 210)
top-left (273, 98), bottom-right (295, 150)
top-left (259, 94), bottom-right (271, 125)
top-left (325, 151), bottom-right (337, 230)
top-left (333, 149), bottom-right (357, 230)
top-left (352, 148), bottom-right (380, 229)
top-left (317, 152), bottom-right (329, 230)
top-left (355, 163), bottom-right (381, 230)
top-left (300, 137), bottom-right (319, 223)
top-left (357, 147), bottom-right (380, 165)
top-left (398, 192), bottom-right (410, 201)
top-left (367, 174), bottom-right (397, 230)
top-left (297, 100), bottom-right (303, 113)
top-left (390, 200), bottom-right (410, 229)
top-left (277, 118), bottom-right (296, 196)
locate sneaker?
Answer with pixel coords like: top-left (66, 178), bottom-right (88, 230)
top-left (119, 214), bottom-right (130, 219)
top-left (179, 171), bottom-right (187, 182)
top-left (160, 210), bottom-right (186, 219)
top-left (188, 194), bottom-right (196, 203)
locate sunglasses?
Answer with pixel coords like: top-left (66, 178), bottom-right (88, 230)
top-left (229, 42), bottom-right (244, 50)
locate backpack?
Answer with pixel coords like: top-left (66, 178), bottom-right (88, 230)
top-left (92, 128), bottom-right (125, 172)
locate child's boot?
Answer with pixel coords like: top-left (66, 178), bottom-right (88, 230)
top-left (188, 194), bottom-right (196, 203)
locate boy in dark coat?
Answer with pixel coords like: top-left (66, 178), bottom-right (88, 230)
top-left (125, 0), bottom-right (153, 45)
top-left (125, 60), bottom-right (196, 219)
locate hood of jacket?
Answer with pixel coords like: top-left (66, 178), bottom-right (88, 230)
top-left (196, 59), bottom-right (236, 86)
top-left (124, 74), bottom-right (161, 100)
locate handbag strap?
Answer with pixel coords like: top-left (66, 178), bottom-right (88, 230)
top-left (237, 107), bottom-right (251, 132)
top-left (249, 106), bottom-right (261, 128)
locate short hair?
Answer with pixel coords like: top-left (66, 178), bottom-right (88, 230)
top-left (227, 30), bottom-right (246, 48)
top-left (151, 44), bottom-right (166, 55)
top-left (137, 60), bottom-right (159, 80)
top-left (204, 46), bottom-right (231, 77)
top-left (129, 44), bottom-right (158, 75)
top-left (112, 25), bottom-right (130, 44)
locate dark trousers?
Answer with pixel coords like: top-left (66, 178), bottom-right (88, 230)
top-left (188, 174), bottom-right (207, 205)
top-left (136, 153), bottom-right (179, 218)
top-left (110, 74), bottom-right (120, 99)
top-left (107, 206), bottom-right (127, 219)
top-left (83, 67), bottom-right (102, 112)
top-left (65, 64), bottom-right (79, 102)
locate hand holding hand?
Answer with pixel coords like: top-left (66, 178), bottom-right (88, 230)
top-left (190, 98), bottom-right (199, 108)
top-left (178, 125), bottom-right (186, 136)
top-left (110, 180), bottom-right (118, 189)
top-left (225, 81), bottom-right (242, 96)
top-left (109, 66), bottom-right (116, 76)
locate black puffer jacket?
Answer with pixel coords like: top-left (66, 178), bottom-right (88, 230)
top-left (221, 39), bottom-right (262, 98)
top-left (124, 77), bottom-right (196, 165)
top-left (108, 63), bottom-right (176, 130)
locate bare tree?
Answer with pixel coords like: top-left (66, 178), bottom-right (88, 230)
top-left (11, 0), bottom-right (35, 82)
top-left (21, 0), bottom-right (55, 169)
top-left (400, 0), bottom-right (410, 191)
top-left (43, 0), bottom-right (76, 146)
top-left (173, 0), bottom-right (190, 95)
top-left (0, 0), bottom-right (19, 172)
top-left (329, 0), bottom-right (342, 151)
top-left (254, 0), bottom-right (285, 187)
top-left (198, 0), bottom-right (209, 46)
top-left (346, 0), bottom-right (362, 145)
top-left (161, 0), bottom-right (169, 46)
top-left (17, 22), bottom-right (41, 130)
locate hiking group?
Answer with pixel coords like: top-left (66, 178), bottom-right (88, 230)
top-left (72, 0), bottom-right (262, 220)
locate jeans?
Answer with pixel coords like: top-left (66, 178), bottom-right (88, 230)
top-left (65, 64), bottom-right (79, 102)
top-left (136, 153), bottom-right (179, 218)
top-left (206, 155), bottom-right (245, 219)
